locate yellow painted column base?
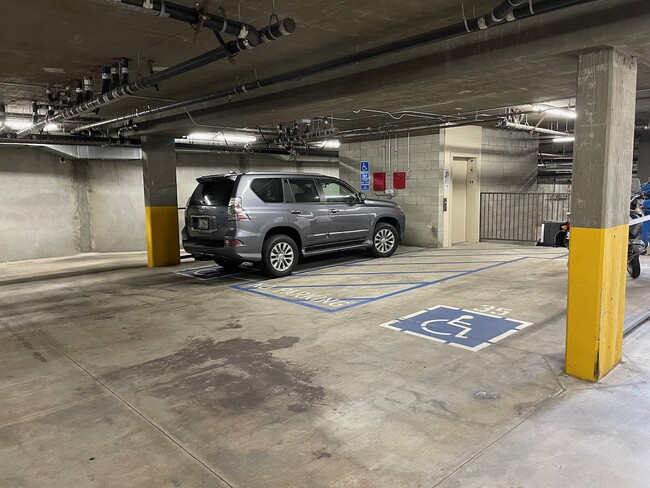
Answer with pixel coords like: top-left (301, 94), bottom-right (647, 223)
top-left (565, 224), bottom-right (628, 381)
top-left (144, 206), bottom-right (181, 267)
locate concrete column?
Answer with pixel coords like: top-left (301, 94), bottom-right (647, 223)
top-left (637, 135), bottom-right (650, 184)
top-left (566, 48), bottom-right (637, 381)
top-left (142, 136), bottom-right (180, 267)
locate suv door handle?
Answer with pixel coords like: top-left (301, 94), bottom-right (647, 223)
top-left (330, 208), bottom-right (340, 214)
top-left (290, 210), bottom-right (302, 214)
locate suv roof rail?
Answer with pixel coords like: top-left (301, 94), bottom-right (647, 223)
top-left (242, 171), bottom-right (326, 176)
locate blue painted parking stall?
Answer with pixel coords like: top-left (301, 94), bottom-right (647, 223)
top-left (379, 305), bottom-right (533, 352)
top-left (230, 246), bottom-right (567, 313)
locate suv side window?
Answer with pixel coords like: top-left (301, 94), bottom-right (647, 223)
top-left (250, 178), bottom-right (284, 203)
top-left (285, 178), bottom-right (321, 203)
top-left (318, 178), bottom-right (358, 203)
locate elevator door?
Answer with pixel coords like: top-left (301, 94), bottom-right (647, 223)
top-left (451, 158), bottom-right (468, 244)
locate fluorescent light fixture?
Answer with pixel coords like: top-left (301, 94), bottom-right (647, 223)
top-left (43, 123), bottom-right (59, 132)
top-left (321, 139), bottom-right (340, 149)
top-left (553, 136), bottom-right (575, 143)
top-left (183, 132), bottom-right (257, 145)
top-left (4, 118), bottom-right (33, 130)
top-left (533, 105), bottom-right (577, 119)
top-left (42, 67), bottom-right (66, 75)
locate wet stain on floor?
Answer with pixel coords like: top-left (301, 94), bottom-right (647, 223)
top-left (104, 336), bottom-right (325, 413)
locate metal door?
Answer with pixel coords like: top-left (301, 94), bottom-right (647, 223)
top-left (317, 178), bottom-right (371, 244)
top-left (284, 178), bottom-right (330, 247)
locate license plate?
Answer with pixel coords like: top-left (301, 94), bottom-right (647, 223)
top-left (193, 216), bottom-right (210, 230)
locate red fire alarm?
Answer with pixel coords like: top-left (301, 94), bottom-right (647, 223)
top-left (373, 172), bottom-right (386, 192)
top-left (393, 172), bottom-right (406, 189)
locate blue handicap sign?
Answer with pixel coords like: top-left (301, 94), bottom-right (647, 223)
top-left (380, 305), bottom-right (532, 352)
top-left (360, 161), bottom-right (370, 172)
top-left (361, 183), bottom-right (370, 191)
top-left (360, 173), bottom-right (370, 182)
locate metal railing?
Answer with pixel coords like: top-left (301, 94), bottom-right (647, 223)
top-left (480, 192), bottom-right (571, 242)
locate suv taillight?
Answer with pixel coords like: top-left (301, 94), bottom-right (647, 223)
top-left (227, 197), bottom-right (250, 221)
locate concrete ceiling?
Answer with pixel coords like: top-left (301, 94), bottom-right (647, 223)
top-left (2, 0), bottom-right (650, 138)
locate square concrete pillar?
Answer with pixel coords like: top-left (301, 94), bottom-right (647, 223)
top-left (142, 136), bottom-right (180, 267)
top-left (566, 48), bottom-right (637, 381)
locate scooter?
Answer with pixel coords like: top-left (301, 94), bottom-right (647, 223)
top-left (559, 196), bottom-right (647, 278)
top-left (628, 192), bottom-right (648, 279)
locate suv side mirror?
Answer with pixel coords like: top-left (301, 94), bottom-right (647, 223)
top-left (359, 192), bottom-right (367, 202)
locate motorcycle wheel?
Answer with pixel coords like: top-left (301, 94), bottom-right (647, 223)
top-left (628, 255), bottom-right (641, 279)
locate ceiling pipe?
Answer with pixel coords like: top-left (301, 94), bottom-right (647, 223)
top-left (118, 0), bottom-right (597, 137)
top-left (0, 103), bottom-right (6, 132)
top-left (479, 0), bottom-right (528, 28)
top-left (18, 36), bottom-right (264, 137)
top-left (71, 18), bottom-right (296, 135)
top-left (499, 119), bottom-right (572, 137)
top-left (94, 0), bottom-right (259, 45)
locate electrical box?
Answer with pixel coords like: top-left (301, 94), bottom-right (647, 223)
top-left (373, 172), bottom-right (386, 192)
top-left (393, 172), bottom-right (406, 189)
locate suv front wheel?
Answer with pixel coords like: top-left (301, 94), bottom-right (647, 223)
top-left (262, 234), bottom-right (299, 278)
top-left (369, 223), bottom-right (398, 258)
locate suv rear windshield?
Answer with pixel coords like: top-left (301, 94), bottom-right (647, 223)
top-left (189, 179), bottom-right (235, 206)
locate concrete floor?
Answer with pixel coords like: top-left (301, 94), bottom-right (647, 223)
top-left (1, 243), bottom-right (650, 487)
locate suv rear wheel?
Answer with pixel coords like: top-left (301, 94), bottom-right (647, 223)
top-left (369, 223), bottom-right (398, 258)
top-left (262, 235), bottom-right (298, 278)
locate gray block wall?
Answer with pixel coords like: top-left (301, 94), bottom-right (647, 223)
top-left (480, 129), bottom-right (538, 192)
top-left (339, 133), bottom-right (446, 247)
top-left (0, 147), bottom-right (339, 262)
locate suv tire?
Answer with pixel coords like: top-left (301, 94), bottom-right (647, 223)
top-left (262, 234), bottom-right (299, 278)
top-left (369, 223), bottom-right (398, 258)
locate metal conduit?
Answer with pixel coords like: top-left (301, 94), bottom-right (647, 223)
top-left (113, 0), bottom-right (596, 137)
top-left (483, 0), bottom-right (529, 27)
top-left (93, 0), bottom-right (259, 44)
top-left (71, 19), bottom-right (296, 135)
top-left (18, 38), bottom-right (257, 137)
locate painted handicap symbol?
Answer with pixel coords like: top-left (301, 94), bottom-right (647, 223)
top-left (379, 305), bottom-right (532, 352)
top-left (421, 314), bottom-right (474, 339)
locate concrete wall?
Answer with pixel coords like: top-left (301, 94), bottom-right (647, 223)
top-left (0, 148), bottom-right (79, 262)
top-left (339, 133), bottom-right (445, 247)
top-left (84, 160), bottom-right (146, 253)
top-left (0, 147), bottom-right (339, 262)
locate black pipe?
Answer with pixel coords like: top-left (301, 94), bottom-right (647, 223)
top-left (487, 0), bottom-right (528, 26)
top-left (110, 63), bottom-right (120, 91)
top-left (0, 103), bottom-right (6, 131)
top-left (83, 77), bottom-right (94, 102)
top-left (144, 38), bottom-right (256, 86)
top-left (121, 58), bottom-right (129, 85)
top-left (101, 66), bottom-right (111, 94)
top-left (20, 38), bottom-right (256, 136)
top-left (31, 102), bottom-right (39, 124)
top-left (74, 80), bottom-right (84, 105)
top-left (108, 0), bottom-right (260, 46)
top-left (70, 18), bottom-right (295, 134)
top-left (114, 0), bottom-right (595, 136)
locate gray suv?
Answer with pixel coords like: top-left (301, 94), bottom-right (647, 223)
top-left (182, 172), bottom-right (406, 277)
